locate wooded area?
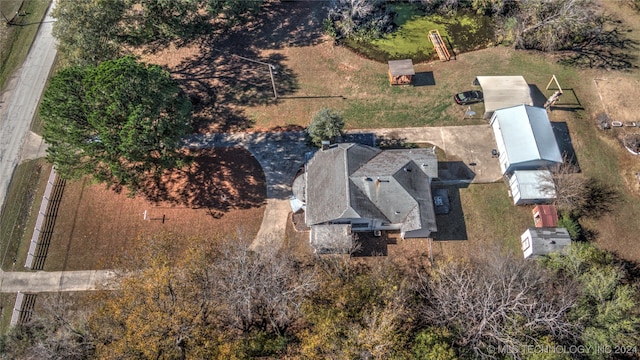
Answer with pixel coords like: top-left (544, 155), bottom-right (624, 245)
top-left (1, 235), bottom-right (638, 359)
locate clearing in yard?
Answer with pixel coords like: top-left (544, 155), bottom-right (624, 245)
top-left (41, 148), bottom-right (266, 271)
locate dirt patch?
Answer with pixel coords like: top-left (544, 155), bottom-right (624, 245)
top-left (47, 148), bottom-right (266, 271)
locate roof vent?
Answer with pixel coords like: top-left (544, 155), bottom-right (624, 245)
top-left (404, 167), bottom-right (411, 172)
top-left (365, 177), bottom-right (373, 181)
top-left (422, 163), bottom-right (428, 167)
top-left (394, 210), bottom-right (400, 214)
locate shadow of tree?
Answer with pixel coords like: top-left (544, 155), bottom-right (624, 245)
top-left (352, 232), bottom-right (393, 257)
top-left (170, 40), bottom-right (300, 132)
top-left (559, 17), bottom-right (639, 70)
top-left (578, 178), bottom-right (619, 218)
top-left (214, 0), bottom-right (327, 50)
top-left (142, 148), bottom-right (266, 218)
top-left (140, 1), bottom-right (328, 132)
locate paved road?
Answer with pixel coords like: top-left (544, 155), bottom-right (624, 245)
top-left (0, 269), bottom-right (117, 293)
top-left (0, 0), bottom-right (58, 210)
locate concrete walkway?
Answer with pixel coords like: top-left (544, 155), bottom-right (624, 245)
top-left (0, 269), bottom-right (117, 293)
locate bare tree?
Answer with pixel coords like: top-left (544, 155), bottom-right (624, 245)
top-left (327, 0), bottom-right (394, 40)
top-left (210, 240), bottom-right (317, 335)
top-left (540, 160), bottom-right (618, 218)
top-left (1, 294), bottom-right (95, 360)
top-left (415, 254), bottom-right (579, 359)
top-left (539, 160), bottom-right (588, 215)
top-left (516, 0), bottom-right (602, 51)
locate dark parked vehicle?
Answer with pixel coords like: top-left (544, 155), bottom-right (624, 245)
top-left (454, 90), bottom-right (483, 105)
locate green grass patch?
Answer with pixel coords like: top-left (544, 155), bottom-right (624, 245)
top-left (460, 183), bottom-right (532, 253)
top-left (345, 8), bottom-right (494, 63)
top-left (0, 0), bottom-right (51, 91)
top-left (0, 293), bottom-right (16, 334)
top-left (0, 159), bottom-right (51, 271)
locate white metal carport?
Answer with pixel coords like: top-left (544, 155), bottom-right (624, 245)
top-left (474, 76), bottom-right (533, 119)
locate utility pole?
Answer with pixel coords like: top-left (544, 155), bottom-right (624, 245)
top-left (233, 54), bottom-right (278, 100)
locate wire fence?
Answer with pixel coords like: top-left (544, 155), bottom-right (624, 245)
top-left (24, 167), bottom-right (65, 270)
top-left (9, 291), bottom-right (35, 327)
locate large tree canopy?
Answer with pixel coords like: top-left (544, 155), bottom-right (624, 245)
top-left (41, 56), bottom-right (192, 194)
top-left (52, 0), bottom-right (264, 65)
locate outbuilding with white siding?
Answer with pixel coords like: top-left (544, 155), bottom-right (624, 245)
top-left (490, 104), bottom-right (562, 175)
top-left (509, 170), bottom-right (556, 205)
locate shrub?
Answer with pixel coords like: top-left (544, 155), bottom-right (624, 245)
top-left (558, 213), bottom-right (581, 240)
top-left (306, 108), bottom-right (345, 147)
top-left (326, 0), bottom-right (396, 41)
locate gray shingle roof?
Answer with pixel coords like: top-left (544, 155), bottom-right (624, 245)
top-left (305, 144), bottom-right (437, 234)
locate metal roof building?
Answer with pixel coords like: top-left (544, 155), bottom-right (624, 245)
top-left (490, 105), bottom-right (562, 175)
top-left (388, 59), bottom-right (415, 85)
top-left (509, 170), bottom-right (556, 205)
top-left (474, 76), bottom-right (533, 119)
top-left (532, 205), bottom-right (559, 228)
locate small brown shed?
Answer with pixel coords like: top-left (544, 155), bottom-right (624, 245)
top-left (388, 59), bottom-right (415, 85)
top-left (532, 205), bottom-right (558, 228)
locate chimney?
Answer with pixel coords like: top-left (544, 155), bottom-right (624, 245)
top-left (321, 140), bottom-right (330, 151)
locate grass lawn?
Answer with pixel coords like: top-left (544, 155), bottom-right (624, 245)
top-left (0, 159), bottom-right (51, 271)
top-left (43, 148), bottom-right (266, 271)
top-left (432, 183), bottom-right (533, 261)
top-left (0, 0), bottom-right (51, 91)
top-left (0, 293), bottom-right (16, 335)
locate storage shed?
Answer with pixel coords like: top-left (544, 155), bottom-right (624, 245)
top-left (532, 205), bottom-right (559, 228)
top-left (388, 59), bottom-right (415, 85)
top-left (509, 170), bottom-right (556, 205)
top-left (474, 76), bottom-right (533, 119)
top-left (490, 105), bottom-right (562, 175)
top-left (521, 227), bottom-right (571, 259)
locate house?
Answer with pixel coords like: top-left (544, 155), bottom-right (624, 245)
top-left (491, 104), bottom-right (562, 175)
top-left (474, 76), bottom-right (533, 119)
top-left (291, 143), bottom-right (438, 253)
top-left (508, 170), bottom-right (556, 205)
top-left (388, 59), bottom-right (415, 85)
top-left (521, 227), bottom-right (571, 259)
top-left (532, 205), bottom-right (559, 228)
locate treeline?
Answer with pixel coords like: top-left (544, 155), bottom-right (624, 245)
top-left (1, 234), bottom-right (639, 359)
top-left (52, 0), bottom-right (264, 66)
top-left (325, 0), bottom-right (620, 56)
